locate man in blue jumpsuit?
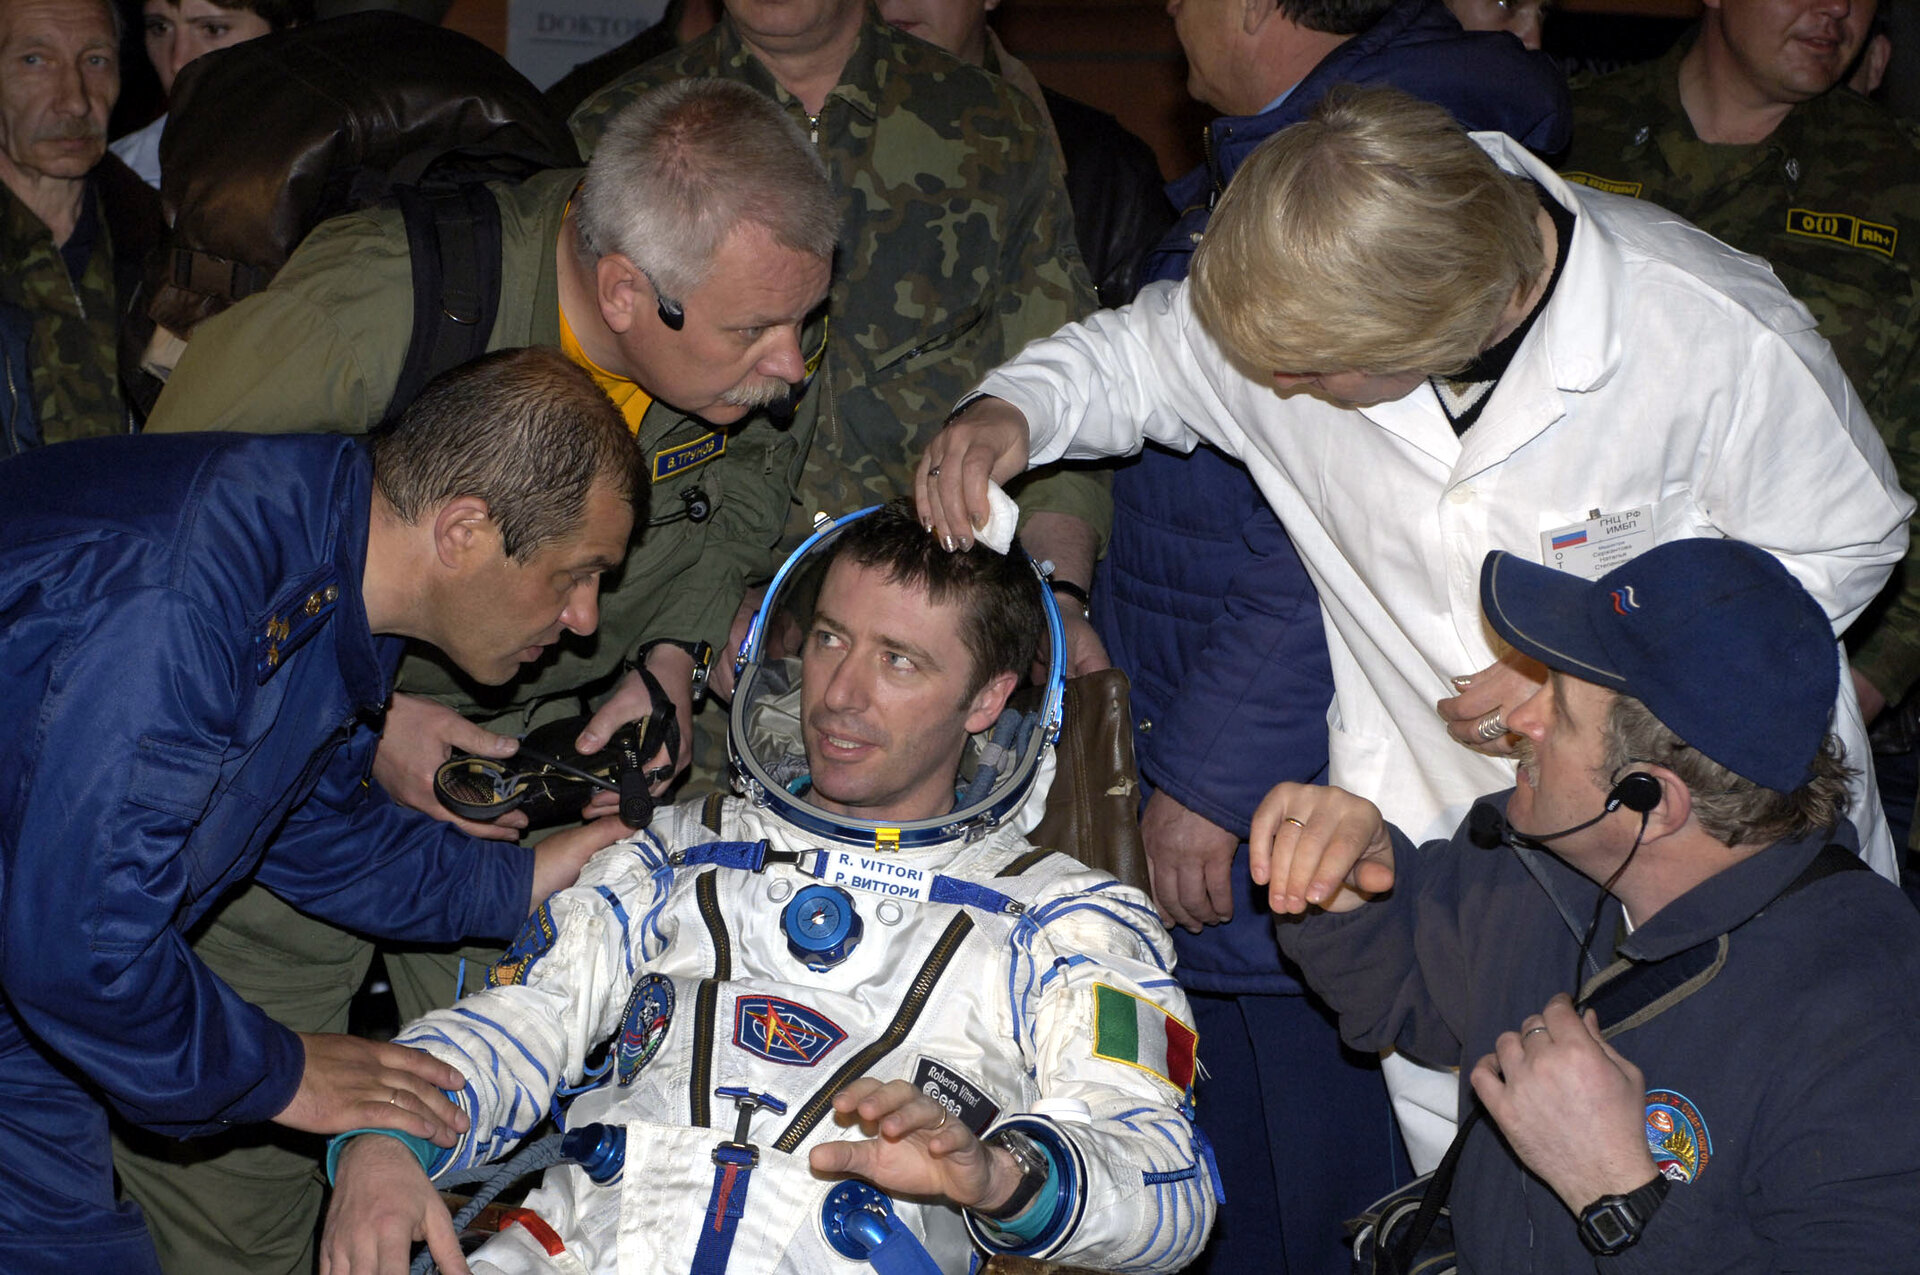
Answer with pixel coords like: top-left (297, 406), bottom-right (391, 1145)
top-left (1087, 1), bottom-right (1568, 1270)
top-left (0, 347), bottom-right (638, 1273)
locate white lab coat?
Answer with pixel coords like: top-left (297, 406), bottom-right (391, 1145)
top-left (977, 133), bottom-right (1912, 1167)
top-left (983, 133), bottom-right (1907, 865)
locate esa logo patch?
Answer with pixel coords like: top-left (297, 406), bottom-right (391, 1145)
top-left (912, 1057), bottom-right (1000, 1136)
top-left (486, 900), bottom-right (559, 988)
top-left (733, 995), bottom-right (847, 1066)
top-left (1644, 1089), bottom-right (1712, 1183)
top-left (616, 973), bottom-right (675, 1085)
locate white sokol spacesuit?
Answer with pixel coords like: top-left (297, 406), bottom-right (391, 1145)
top-left (388, 510), bottom-right (1216, 1275)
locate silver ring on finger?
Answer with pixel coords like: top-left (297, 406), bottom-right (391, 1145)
top-left (933, 1108), bottom-right (949, 1130)
top-left (1522, 1024), bottom-right (1549, 1041)
top-left (928, 465), bottom-right (941, 478)
top-left (1474, 711), bottom-right (1508, 743)
top-left (1283, 817), bottom-right (1306, 829)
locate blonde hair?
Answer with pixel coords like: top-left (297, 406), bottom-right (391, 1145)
top-left (1191, 86), bottom-right (1545, 378)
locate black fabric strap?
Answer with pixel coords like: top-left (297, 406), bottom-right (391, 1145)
top-left (388, 182), bottom-right (503, 425)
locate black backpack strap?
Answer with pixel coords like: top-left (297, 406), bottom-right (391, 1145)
top-left (1388, 839), bottom-right (1866, 1273)
top-left (387, 182), bottom-right (503, 424)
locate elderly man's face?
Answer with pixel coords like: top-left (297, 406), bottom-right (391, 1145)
top-left (607, 220), bottom-right (831, 428)
top-left (0, 0), bottom-right (118, 187)
top-left (1705, 0), bottom-right (1875, 103)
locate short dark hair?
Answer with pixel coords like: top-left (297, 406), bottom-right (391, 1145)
top-left (823, 500), bottom-right (1044, 699)
top-left (1600, 693), bottom-right (1855, 849)
top-left (370, 347), bottom-right (644, 561)
top-left (1279, 0), bottom-right (1394, 35)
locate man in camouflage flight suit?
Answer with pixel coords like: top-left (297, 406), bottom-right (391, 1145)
top-left (0, 0), bottom-right (161, 453)
top-left (1559, 0), bottom-right (1920, 788)
top-left (569, 0), bottom-right (1103, 652)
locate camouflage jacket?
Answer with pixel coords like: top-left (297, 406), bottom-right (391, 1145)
top-left (570, 8), bottom-right (1103, 552)
top-left (143, 169), bottom-right (802, 728)
top-left (1563, 40), bottom-right (1920, 703)
top-left (1, 177), bottom-right (127, 451)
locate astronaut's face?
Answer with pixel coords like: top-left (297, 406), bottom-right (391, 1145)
top-left (800, 559), bottom-right (1016, 824)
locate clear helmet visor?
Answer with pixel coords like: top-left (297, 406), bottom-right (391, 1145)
top-left (727, 506), bottom-right (1066, 848)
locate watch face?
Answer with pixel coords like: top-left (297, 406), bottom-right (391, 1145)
top-left (1586, 1207), bottom-right (1632, 1247)
top-left (1580, 1201), bottom-right (1639, 1255)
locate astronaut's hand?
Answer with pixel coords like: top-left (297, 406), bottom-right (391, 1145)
top-left (374, 693), bottom-right (526, 841)
top-left (811, 1078), bottom-right (1020, 1212)
top-left (320, 1134), bottom-right (469, 1275)
top-left (1143, 790), bottom-right (1239, 932)
top-left (274, 1033), bottom-right (470, 1146)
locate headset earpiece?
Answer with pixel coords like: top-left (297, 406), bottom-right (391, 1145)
top-left (1606, 771), bottom-right (1662, 815)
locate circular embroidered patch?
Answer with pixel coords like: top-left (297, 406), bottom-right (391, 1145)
top-left (616, 973), bottom-right (676, 1086)
top-left (1644, 1089), bottom-right (1712, 1183)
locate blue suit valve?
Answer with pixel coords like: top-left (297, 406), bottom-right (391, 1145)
top-left (783, 883), bottom-right (863, 970)
top-left (842, 1207), bottom-right (893, 1254)
top-left (561, 1122), bottom-right (627, 1184)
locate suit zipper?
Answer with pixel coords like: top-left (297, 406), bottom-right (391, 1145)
top-left (773, 912), bottom-right (975, 1153)
top-left (689, 869), bottom-right (732, 1129)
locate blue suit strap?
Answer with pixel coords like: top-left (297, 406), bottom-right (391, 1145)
top-left (930, 876), bottom-right (1023, 915)
top-left (689, 1144), bottom-right (758, 1275)
top-left (674, 840), bottom-right (808, 873)
top-left (849, 1213), bottom-right (945, 1275)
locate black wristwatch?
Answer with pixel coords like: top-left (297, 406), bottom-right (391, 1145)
top-left (636, 639), bottom-right (714, 709)
top-left (974, 1129), bottom-right (1052, 1221)
top-left (1577, 1174), bottom-right (1669, 1255)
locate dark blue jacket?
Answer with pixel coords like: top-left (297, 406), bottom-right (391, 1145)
top-left (0, 434), bottom-right (532, 1245)
top-left (1095, 0), bottom-right (1570, 991)
top-left (1281, 804), bottom-right (1920, 1270)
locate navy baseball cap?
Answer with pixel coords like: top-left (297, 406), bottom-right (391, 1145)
top-left (1479, 538), bottom-right (1837, 792)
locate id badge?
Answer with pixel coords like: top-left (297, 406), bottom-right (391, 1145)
top-left (1541, 506), bottom-right (1655, 580)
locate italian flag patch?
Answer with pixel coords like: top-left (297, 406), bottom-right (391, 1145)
top-left (1093, 984), bottom-right (1197, 1090)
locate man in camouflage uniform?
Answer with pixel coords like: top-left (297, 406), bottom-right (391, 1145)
top-left (127, 81), bottom-right (838, 1275)
top-left (569, 0), bottom-right (1103, 666)
top-left (0, 0), bottom-right (161, 453)
top-left (1559, 0), bottom-right (1920, 761)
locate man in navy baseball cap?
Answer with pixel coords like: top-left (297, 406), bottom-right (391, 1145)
top-left (1238, 538), bottom-right (1920, 1269)
top-left (1479, 537), bottom-right (1838, 794)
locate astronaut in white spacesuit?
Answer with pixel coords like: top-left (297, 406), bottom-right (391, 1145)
top-left (320, 501), bottom-right (1216, 1275)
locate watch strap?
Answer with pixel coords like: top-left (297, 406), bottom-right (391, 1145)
top-left (975, 1130), bottom-right (1051, 1221)
top-left (1578, 1173), bottom-right (1669, 1255)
